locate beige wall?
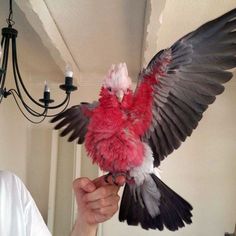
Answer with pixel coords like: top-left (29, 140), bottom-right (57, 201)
top-left (0, 0), bottom-right (235, 235)
top-left (0, 74), bottom-right (29, 181)
top-left (0, 97), bottom-right (28, 181)
top-left (26, 126), bottom-right (52, 220)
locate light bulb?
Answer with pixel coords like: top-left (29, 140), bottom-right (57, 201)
top-left (65, 63), bottom-right (73, 77)
top-left (44, 81), bottom-right (50, 92)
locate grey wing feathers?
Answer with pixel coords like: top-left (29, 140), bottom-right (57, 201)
top-left (50, 102), bottom-right (98, 144)
top-left (142, 8), bottom-right (236, 167)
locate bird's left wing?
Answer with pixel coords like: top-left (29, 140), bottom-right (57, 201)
top-left (50, 102), bottom-right (98, 144)
top-left (136, 8), bottom-right (236, 167)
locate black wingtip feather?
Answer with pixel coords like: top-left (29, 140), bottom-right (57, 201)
top-left (50, 103), bottom-right (94, 144)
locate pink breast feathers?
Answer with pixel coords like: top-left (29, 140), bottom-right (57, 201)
top-left (85, 109), bottom-right (144, 173)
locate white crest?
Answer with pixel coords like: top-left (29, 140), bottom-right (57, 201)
top-left (103, 63), bottom-right (132, 91)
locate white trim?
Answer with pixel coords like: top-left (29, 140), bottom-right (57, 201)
top-left (47, 130), bottom-right (59, 233)
top-left (72, 143), bottom-right (82, 224)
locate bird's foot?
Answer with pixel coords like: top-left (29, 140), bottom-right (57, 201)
top-left (104, 172), bottom-right (132, 185)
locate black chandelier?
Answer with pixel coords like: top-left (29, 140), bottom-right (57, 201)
top-left (0, 0), bottom-right (77, 123)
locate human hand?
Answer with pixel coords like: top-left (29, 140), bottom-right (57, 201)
top-left (71, 175), bottom-right (125, 236)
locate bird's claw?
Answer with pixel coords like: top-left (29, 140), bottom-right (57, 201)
top-left (104, 172), bottom-right (130, 185)
top-left (104, 173), bottom-right (112, 184)
top-left (104, 172), bottom-right (120, 185)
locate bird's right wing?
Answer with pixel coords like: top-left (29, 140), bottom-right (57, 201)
top-left (135, 8), bottom-right (236, 167)
top-left (50, 102), bottom-right (98, 144)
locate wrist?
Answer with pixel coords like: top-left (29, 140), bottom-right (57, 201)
top-left (71, 218), bottom-right (98, 236)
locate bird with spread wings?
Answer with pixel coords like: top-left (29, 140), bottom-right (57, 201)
top-left (51, 8), bottom-right (236, 231)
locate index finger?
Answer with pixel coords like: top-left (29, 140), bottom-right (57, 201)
top-left (83, 184), bottom-right (119, 203)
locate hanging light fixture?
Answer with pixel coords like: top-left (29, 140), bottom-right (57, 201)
top-left (0, 0), bottom-right (77, 123)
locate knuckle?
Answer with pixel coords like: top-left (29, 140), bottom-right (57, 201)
top-left (100, 187), bottom-right (108, 197)
top-left (111, 195), bottom-right (120, 204)
top-left (99, 198), bottom-right (107, 207)
top-left (73, 177), bottom-right (89, 189)
top-left (99, 207), bottom-right (106, 215)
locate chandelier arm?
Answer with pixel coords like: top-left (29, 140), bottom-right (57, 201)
top-left (9, 89), bottom-right (48, 123)
top-left (8, 88), bottom-right (49, 117)
top-left (11, 37), bottom-right (47, 108)
top-left (11, 52), bottom-right (70, 114)
top-left (12, 37), bottom-right (72, 110)
top-left (0, 35), bottom-right (5, 70)
top-left (45, 94), bottom-right (70, 110)
top-left (9, 88), bottom-right (71, 119)
top-left (0, 34), bottom-right (4, 45)
top-left (1, 36), bottom-right (10, 90)
top-left (0, 36), bottom-right (9, 104)
top-left (44, 95), bottom-right (71, 117)
top-left (11, 43), bottom-right (43, 116)
top-left (0, 37), bottom-right (5, 90)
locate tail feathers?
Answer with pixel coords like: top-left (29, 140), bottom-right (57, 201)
top-left (119, 174), bottom-right (193, 231)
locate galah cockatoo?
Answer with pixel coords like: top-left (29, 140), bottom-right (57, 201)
top-left (51, 8), bottom-right (236, 231)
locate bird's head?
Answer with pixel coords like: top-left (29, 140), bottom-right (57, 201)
top-left (102, 63), bottom-right (132, 102)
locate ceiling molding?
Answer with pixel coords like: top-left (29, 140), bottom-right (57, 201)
top-left (142, 0), bottom-right (167, 68)
top-left (15, 0), bottom-right (80, 84)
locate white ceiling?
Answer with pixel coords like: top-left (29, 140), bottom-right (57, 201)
top-left (0, 0), bottom-right (235, 88)
top-left (0, 0), bottom-right (149, 85)
top-left (43, 0), bottom-right (147, 75)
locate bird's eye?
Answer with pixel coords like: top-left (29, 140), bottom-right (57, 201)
top-left (108, 87), bottom-right (112, 92)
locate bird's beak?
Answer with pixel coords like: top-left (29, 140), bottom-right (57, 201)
top-left (116, 90), bottom-right (124, 102)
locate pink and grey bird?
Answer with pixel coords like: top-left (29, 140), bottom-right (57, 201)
top-left (51, 8), bottom-right (236, 231)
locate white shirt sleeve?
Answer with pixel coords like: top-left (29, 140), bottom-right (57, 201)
top-left (0, 171), bottom-right (52, 236)
top-left (22, 180), bottom-right (51, 236)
